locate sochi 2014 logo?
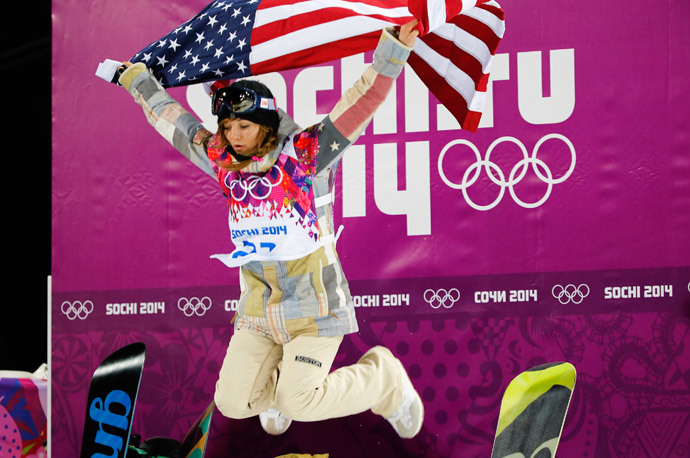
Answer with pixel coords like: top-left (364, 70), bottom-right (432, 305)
top-left (227, 165), bottom-right (284, 201)
top-left (423, 288), bottom-right (461, 309)
top-left (552, 284), bottom-right (590, 305)
top-left (177, 296), bottom-right (213, 317)
top-left (61, 300), bottom-right (95, 320)
top-left (438, 134), bottom-right (576, 211)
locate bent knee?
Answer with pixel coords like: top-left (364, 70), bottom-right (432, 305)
top-left (274, 384), bottom-right (319, 421)
top-left (215, 383), bottom-right (252, 419)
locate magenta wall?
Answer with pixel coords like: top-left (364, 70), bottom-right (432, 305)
top-left (52, 0), bottom-right (690, 457)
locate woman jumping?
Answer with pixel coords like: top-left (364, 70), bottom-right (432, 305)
top-left (117, 19), bottom-right (424, 439)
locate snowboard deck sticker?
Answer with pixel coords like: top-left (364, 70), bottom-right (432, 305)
top-left (80, 342), bottom-right (147, 458)
top-left (491, 362), bottom-right (576, 458)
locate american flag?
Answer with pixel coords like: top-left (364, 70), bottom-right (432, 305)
top-left (129, 0), bottom-right (504, 132)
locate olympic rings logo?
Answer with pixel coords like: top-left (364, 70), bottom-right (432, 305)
top-left (61, 300), bottom-right (94, 320)
top-left (177, 296), bottom-right (213, 317)
top-left (438, 134), bottom-right (576, 211)
top-left (424, 288), bottom-right (460, 309)
top-left (226, 166), bottom-right (284, 201)
top-left (552, 284), bottom-right (590, 305)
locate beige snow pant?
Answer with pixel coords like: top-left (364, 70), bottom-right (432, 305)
top-left (214, 329), bottom-right (403, 422)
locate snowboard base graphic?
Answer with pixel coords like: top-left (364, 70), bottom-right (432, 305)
top-left (80, 342), bottom-right (214, 458)
top-left (80, 342), bottom-right (146, 458)
top-left (491, 362), bottom-right (577, 458)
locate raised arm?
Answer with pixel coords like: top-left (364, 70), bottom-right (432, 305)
top-left (315, 20), bottom-right (419, 174)
top-left (118, 63), bottom-right (216, 178)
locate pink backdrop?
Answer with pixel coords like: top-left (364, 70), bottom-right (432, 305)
top-left (52, 0), bottom-right (690, 457)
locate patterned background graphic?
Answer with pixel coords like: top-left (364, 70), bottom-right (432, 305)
top-left (52, 267), bottom-right (690, 457)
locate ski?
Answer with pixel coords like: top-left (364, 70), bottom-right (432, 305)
top-left (491, 362), bottom-right (576, 458)
top-left (80, 342), bottom-right (147, 458)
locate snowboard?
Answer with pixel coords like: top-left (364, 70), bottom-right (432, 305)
top-left (491, 362), bottom-right (576, 458)
top-left (127, 401), bottom-right (215, 458)
top-left (80, 342), bottom-right (147, 458)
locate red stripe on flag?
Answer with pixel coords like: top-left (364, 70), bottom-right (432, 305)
top-left (251, 31), bottom-right (381, 75)
top-left (477, 72), bottom-right (490, 92)
top-left (418, 33), bottom-right (486, 86)
top-left (443, 0), bottom-right (496, 19)
top-left (408, 0), bottom-right (497, 36)
top-left (450, 14), bottom-right (502, 53)
top-left (463, 110), bottom-right (482, 131)
top-left (476, 3), bottom-right (506, 22)
top-left (441, 0), bottom-right (465, 22)
top-left (252, 7), bottom-right (410, 44)
top-left (408, 52), bottom-right (482, 132)
top-left (249, 0), bottom-right (504, 131)
top-left (257, 0), bottom-right (407, 11)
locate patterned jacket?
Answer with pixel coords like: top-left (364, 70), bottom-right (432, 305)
top-left (120, 28), bottom-right (412, 344)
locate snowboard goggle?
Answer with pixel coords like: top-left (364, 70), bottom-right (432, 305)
top-left (211, 86), bottom-right (277, 118)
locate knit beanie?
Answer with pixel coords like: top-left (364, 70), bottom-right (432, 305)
top-left (215, 79), bottom-right (280, 132)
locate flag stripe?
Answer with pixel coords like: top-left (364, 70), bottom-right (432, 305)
top-left (451, 14), bottom-right (502, 55)
top-left (251, 15), bottom-right (394, 64)
top-left (425, 0), bottom-right (461, 31)
top-left (408, 53), bottom-right (470, 125)
top-left (432, 23), bottom-right (492, 73)
top-left (419, 32), bottom-right (486, 87)
top-left (476, 1), bottom-right (506, 19)
top-left (464, 3), bottom-right (505, 38)
top-left (409, 51), bottom-right (483, 131)
top-left (430, 0), bottom-right (479, 25)
top-left (408, 0), bottom-right (503, 132)
top-left (251, 31), bottom-right (380, 74)
top-left (413, 38), bottom-right (478, 108)
top-left (252, 7), bottom-right (409, 44)
top-left (126, 0), bottom-right (505, 132)
top-left (256, 0), bottom-right (411, 27)
top-left (258, 0), bottom-right (408, 12)
top-left (457, 0), bottom-right (479, 14)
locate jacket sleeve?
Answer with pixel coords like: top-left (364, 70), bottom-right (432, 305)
top-left (315, 27), bottom-right (413, 174)
top-left (119, 63), bottom-right (216, 179)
